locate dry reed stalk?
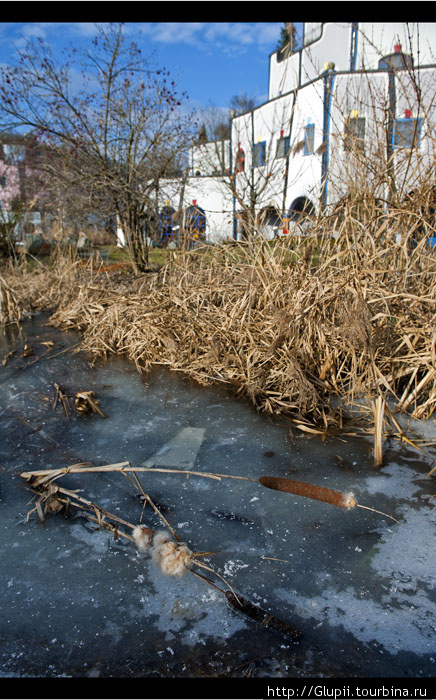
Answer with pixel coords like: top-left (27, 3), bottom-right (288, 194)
top-left (123, 469), bottom-right (182, 544)
top-left (373, 395), bottom-right (385, 467)
top-left (20, 463), bottom-right (258, 484)
top-left (52, 382), bottom-right (70, 419)
top-left (4, 185), bottom-right (436, 427)
top-left (24, 470), bottom-right (230, 582)
top-left (21, 462), bottom-right (131, 487)
top-left (0, 274), bottom-right (27, 325)
top-left (21, 462), bottom-right (398, 523)
top-left (74, 390), bottom-right (107, 418)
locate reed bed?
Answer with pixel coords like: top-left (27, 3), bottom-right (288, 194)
top-left (0, 271), bottom-right (30, 325)
top-left (3, 190), bottom-right (436, 434)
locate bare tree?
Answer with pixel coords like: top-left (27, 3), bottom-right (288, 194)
top-left (229, 92), bottom-right (257, 116)
top-left (0, 23), bottom-right (195, 272)
top-left (194, 102), bottom-right (298, 240)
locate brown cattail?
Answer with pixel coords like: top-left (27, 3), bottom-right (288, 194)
top-left (259, 476), bottom-right (357, 509)
top-left (259, 476), bottom-right (399, 523)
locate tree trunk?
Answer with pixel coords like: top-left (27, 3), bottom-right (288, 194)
top-left (119, 222), bottom-right (146, 274)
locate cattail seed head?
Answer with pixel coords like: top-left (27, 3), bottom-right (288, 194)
top-left (259, 476), bottom-right (357, 510)
top-left (342, 491), bottom-right (357, 509)
top-left (151, 530), bottom-right (192, 577)
top-left (133, 524), bottom-right (154, 552)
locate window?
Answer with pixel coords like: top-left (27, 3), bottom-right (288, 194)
top-left (303, 123), bottom-right (315, 155)
top-left (393, 118), bottom-right (422, 149)
top-left (288, 196), bottom-right (315, 222)
top-left (184, 205), bottom-right (206, 241)
top-left (234, 146), bottom-right (245, 173)
top-left (253, 141), bottom-right (266, 167)
top-left (276, 135), bottom-right (290, 159)
top-left (344, 116), bottom-right (365, 151)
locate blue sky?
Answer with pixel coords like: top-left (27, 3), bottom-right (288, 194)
top-left (0, 22), bottom-right (285, 116)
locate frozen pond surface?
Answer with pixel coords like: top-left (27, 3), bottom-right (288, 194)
top-left (1, 312), bottom-right (436, 679)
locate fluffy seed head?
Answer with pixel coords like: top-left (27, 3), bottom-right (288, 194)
top-left (152, 530), bottom-right (172, 548)
top-left (132, 525), bottom-right (154, 552)
top-left (342, 491), bottom-right (357, 509)
top-left (151, 531), bottom-right (192, 577)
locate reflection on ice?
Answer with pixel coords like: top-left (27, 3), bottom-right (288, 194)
top-left (142, 427), bottom-right (206, 468)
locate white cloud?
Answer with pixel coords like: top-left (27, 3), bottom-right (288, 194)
top-left (256, 23), bottom-right (283, 45)
top-left (138, 22), bottom-right (206, 45)
top-left (20, 24), bottom-right (48, 39)
top-left (67, 23), bottom-right (100, 38)
top-left (3, 22), bottom-right (282, 59)
top-left (12, 23), bottom-right (48, 50)
top-left (136, 22), bottom-right (281, 55)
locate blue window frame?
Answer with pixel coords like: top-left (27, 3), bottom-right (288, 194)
top-left (185, 205), bottom-right (206, 236)
top-left (393, 118), bottom-right (422, 149)
top-left (303, 123), bottom-right (315, 155)
top-left (253, 141), bottom-right (266, 167)
top-left (159, 206), bottom-right (176, 239)
top-left (276, 135), bottom-right (290, 159)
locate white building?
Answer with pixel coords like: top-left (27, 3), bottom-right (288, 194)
top-left (158, 22), bottom-right (436, 244)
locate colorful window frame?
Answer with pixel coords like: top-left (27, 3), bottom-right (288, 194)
top-left (303, 123), bottom-right (315, 155)
top-left (253, 141), bottom-right (267, 167)
top-left (276, 135), bottom-right (290, 159)
top-left (393, 118), bottom-right (422, 149)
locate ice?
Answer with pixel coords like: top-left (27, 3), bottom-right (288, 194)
top-left (277, 584), bottom-right (436, 656)
top-left (2, 312), bottom-right (436, 677)
top-left (142, 426), bottom-right (206, 468)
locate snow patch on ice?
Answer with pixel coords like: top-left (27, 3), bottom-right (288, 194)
top-left (277, 583), bottom-right (436, 656)
top-left (223, 559), bottom-right (249, 577)
top-left (277, 503), bottom-right (436, 656)
top-left (362, 462), bottom-right (426, 501)
top-left (69, 523), bottom-right (111, 555)
top-left (134, 559), bottom-right (247, 644)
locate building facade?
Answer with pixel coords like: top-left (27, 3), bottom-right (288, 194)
top-left (159, 22), bottom-right (436, 244)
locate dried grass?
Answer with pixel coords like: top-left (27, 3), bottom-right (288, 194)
top-left (3, 191), bottom-right (436, 435)
top-left (0, 271), bottom-right (30, 326)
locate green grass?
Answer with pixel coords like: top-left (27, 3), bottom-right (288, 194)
top-left (100, 244), bottom-right (172, 268)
